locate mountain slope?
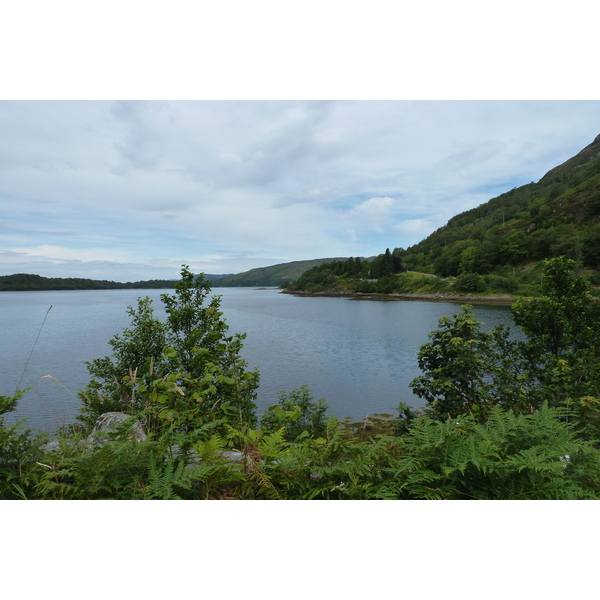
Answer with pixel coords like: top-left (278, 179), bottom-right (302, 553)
top-left (213, 258), bottom-right (362, 287)
top-left (401, 134), bottom-right (600, 279)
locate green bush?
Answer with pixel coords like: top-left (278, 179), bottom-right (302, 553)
top-left (486, 275), bottom-right (519, 293)
top-left (0, 390), bottom-right (45, 499)
top-left (78, 265), bottom-right (259, 433)
top-left (261, 385), bottom-right (328, 441)
top-left (454, 273), bottom-right (488, 293)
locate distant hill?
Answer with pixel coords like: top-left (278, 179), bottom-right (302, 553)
top-left (0, 265), bottom-right (358, 291)
top-left (213, 258), bottom-right (364, 287)
top-left (204, 273), bottom-right (235, 282)
top-left (0, 273), bottom-right (177, 291)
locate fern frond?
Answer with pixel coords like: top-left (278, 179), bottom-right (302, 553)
top-left (144, 453), bottom-right (189, 499)
top-left (242, 454), bottom-right (281, 499)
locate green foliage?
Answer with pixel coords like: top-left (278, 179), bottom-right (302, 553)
top-left (0, 389), bottom-right (45, 499)
top-left (215, 257), bottom-right (354, 287)
top-left (6, 251), bottom-right (600, 499)
top-left (35, 438), bottom-right (154, 500)
top-left (391, 402), bottom-right (422, 436)
top-left (0, 391), bottom-right (20, 416)
top-left (143, 454), bottom-right (189, 499)
top-left (386, 404), bottom-right (600, 499)
top-left (260, 385), bottom-right (328, 441)
top-left (512, 257), bottom-right (600, 408)
top-left (286, 251), bottom-right (407, 294)
top-left (513, 256), bottom-right (595, 357)
top-left (397, 137), bottom-right (600, 283)
top-left (410, 306), bottom-right (524, 420)
top-left (286, 256), bottom-right (369, 293)
top-left (141, 453), bottom-right (224, 500)
top-left (454, 273), bottom-right (487, 293)
top-left (78, 265), bottom-right (259, 433)
top-left (5, 389), bottom-right (600, 499)
top-left (410, 257), bottom-right (600, 447)
top-left (227, 403), bottom-right (600, 499)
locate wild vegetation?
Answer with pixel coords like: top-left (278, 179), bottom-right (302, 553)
top-left (3, 258), bottom-right (600, 499)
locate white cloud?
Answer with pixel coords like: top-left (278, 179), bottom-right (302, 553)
top-left (10, 245), bottom-right (127, 263)
top-left (392, 219), bottom-right (441, 246)
top-left (344, 197), bottom-right (400, 233)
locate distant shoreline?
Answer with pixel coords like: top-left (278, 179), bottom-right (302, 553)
top-left (280, 289), bottom-right (520, 305)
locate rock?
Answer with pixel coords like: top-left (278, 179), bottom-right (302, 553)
top-left (169, 446), bottom-right (244, 467)
top-left (40, 412), bottom-right (146, 455)
top-left (80, 412), bottom-right (147, 448)
top-left (221, 451), bottom-right (244, 463)
top-left (40, 440), bottom-right (61, 453)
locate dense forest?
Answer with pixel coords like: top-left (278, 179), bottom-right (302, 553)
top-left (286, 135), bottom-right (600, 298)
top-left (3, 260), bottom-right (600, 500)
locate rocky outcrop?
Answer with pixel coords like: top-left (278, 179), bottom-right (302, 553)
top-left (40, 413), bottom-right (246, 462)
top-left (80, 412), bottom-right (147, 448)
top-left (40, 412), bottom-right (147, 454)
top-left (40, 413), bottom-right (245, 467)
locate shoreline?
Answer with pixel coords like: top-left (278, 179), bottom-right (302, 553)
top-left (280, 289), bottom-right (520, 305)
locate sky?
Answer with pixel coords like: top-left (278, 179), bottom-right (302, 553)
top-left (2, 100), bottom-right (600, 281)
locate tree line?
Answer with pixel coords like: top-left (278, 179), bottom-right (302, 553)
top-left (0, 273), bottom-right (177, 291)
top-left (286, 249), bottom-right (407, 293)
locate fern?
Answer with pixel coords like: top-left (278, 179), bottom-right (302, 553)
top-left (143, 453), bottom-right (188, 499)
top-left (242, 454), bottom-right (281, 499)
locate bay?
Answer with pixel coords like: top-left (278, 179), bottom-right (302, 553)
top-left (0, 287), bottom-right (517, 431)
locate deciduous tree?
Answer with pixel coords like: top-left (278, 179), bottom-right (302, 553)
top-left (78, 265), bottom-right (259, 432)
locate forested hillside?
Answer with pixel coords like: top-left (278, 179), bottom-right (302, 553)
top-left (214, 257), bottom-right (361, 287)
top-left (286, 135), bottom-right (600, 297)
top-left (403, 134), bottom-right (600, 279)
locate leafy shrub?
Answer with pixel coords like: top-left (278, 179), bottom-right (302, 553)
top-left (485, 274), bottom-right (519, 293)
top-left (78, 265), bottom-right (259, 433)
top-left (0, 390), bottom-right (45, 499)
top-left (261, 385), bottom-right (328, 441)
top-left (454, 273), bottom-right (488, 293)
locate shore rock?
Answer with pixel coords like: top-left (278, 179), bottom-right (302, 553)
top-left (40, 412), bottom-right (147, 454)
top-left (79, 412), bottom-right (147, 449)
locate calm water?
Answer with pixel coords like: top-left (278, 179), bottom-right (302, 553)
top-left (0, 287), bottom-right (517, 430)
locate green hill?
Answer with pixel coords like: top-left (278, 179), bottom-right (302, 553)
top-left (284, 134), bottom-right (600, 298)
top-left (402, 133), bottom-right (600, 280)
top-left (213, 258), bottom-right (363, 287)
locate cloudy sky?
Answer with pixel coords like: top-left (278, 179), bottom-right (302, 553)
top-left (1, 100), bottom-right (599, 281)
